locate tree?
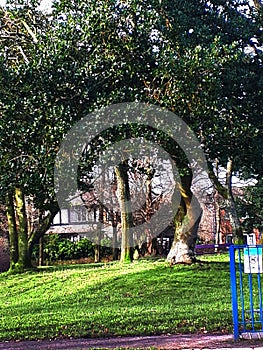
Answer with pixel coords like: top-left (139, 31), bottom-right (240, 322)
top-left (48, 0), bottom-right (201, 264)
top-left (1, 0), bottom-right (262, 270)
top-left (0, 3), bottom-right (65, 271)
top-left (77, 125), bottom-right (174, 263)
top-left (115, 160), bottom-right (134, 263)
top-left (41, 0), bottom-right (263, 263)
top-left (146, 0), bottom-right (262, 252)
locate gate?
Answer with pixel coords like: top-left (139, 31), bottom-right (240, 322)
top-left (230, 244), bottom-right (263, 341)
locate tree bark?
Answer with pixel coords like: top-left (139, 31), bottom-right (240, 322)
top-left (28, 203), bottom-right (59, 258)
top-left (145, 173), bottom-right (153, 222)
top-left (5, 192), bottom-right (18, 269)
top-left (115, 161), bottom-right (133, 263)
top-left (145, 171), bottom-right (154, 254)
top-left (225, 158), bottom-right (243, 242)
top-left (214, 160), bottom-right (222, 247)
top-left (110, 209), bottom-right (119, 260)
top-left (6, 190), bottom-right (59, 272)
top-left (167, 174), bottom-right (202, 264)
top-left (38, 236), bottom-right (44, 266)
top-left (14, 187), bottom-right (31, 270)
top-left (94, 243), bottom-right (100, 263)
top-left (214, 190), bottom-right (222, 245)
top-left (94, 203), bottom-right (104, 263)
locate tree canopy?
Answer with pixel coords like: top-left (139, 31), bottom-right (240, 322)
top-left (0, 0), bottom-right (262, 269)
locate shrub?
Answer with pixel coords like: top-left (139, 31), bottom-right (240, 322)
top-left (33, 234), bottom-right (95, 262)
top-left (32, 234), bottom-right (117, 263)
top-left (74, 238), bottom-right (94, 259)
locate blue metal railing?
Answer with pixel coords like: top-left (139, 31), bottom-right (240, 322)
top-left (230, 245), bottom-right (263, 341)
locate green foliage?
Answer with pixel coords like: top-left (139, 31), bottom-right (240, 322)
top-left (0, 5), bottom-right (66, 218)
top-left (0, 0), bottom-right (262, 269)
top-left (1, 0), bottom-right (261, 195)
top-left (0, 256), bottom-right (232, 341)
top-left (34, 235), bottom-right (95, 262)
top-left (32, 235), bottom-right (113, 262)
top-left (236, 179), bottom-right (263, 232)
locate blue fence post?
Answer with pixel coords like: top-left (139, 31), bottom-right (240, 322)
top-left (230, 245), bottom-right (239, 341)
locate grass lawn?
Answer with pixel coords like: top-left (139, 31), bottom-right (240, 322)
top-left (0, 254), bottom-right (232, 341)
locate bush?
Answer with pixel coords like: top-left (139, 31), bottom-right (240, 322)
top-left (32, 234), bottom-right (117, 264)
top-left (36, 235), bottom-right (95, 262)
top-left (74, 238), bottom-right (94, 259)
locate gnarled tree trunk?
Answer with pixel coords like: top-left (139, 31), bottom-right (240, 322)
top-left (167, 174), bottom-right (202, 264)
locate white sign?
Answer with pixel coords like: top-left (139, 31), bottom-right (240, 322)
top-left (244, 247), bottom-right (263, 274)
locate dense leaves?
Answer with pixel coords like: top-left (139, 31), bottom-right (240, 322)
top-left (236, 179), bottom-right (263, 232)
top-left (1, 0), bottom-right (262, 199)
top-left (32, 235), bottom-right (95, 262)
top-left (0, 0), bottom-right (262, 268)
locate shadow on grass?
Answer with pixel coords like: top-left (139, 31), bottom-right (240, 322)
top-left (0, 257), bottom-right (232, 340)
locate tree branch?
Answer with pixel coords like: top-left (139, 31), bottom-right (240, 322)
top-left (207, 162), bottom-right (228, 199)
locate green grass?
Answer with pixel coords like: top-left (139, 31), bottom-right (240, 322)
top-left (0, 254), bottom-right (232, 341)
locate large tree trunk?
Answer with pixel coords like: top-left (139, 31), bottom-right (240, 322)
top-left (5, 192), bottom-right (18, 269)
top-left (28, 203), bottom-right (59, 258)
top-left (6, 190), bottom-right (59, 273)
top-left (144, 171), bottom-right (156, 255)
top-left (167, 175), bottom-right (202, 265)
top-left (115, 161), bottom-right (133, 263)
top-left (14, 188), bottom-right (31, 270)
